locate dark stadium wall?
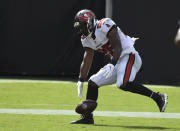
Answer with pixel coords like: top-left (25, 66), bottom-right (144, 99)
top-left (1, 0), bottom-right (180, 85)
top-left (113, 0), bottom-right (180, 85)
top-left (0, 0), bottom-right (106, 78)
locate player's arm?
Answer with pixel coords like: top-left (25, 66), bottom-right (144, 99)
top-left (107, 26), bottom-right (122, 64)
top-left (79, 47), bottom-right (94, 81)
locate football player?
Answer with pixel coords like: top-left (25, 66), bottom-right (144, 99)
top-left (175, 21), bottom-right (180, 46)
top-left (71, 9), bottom-right (168, 124)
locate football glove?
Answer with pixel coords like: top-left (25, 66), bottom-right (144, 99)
top-left (102, 63), bottom-right (115, 78)
top-left (77, 81), bottom-right (84, 99)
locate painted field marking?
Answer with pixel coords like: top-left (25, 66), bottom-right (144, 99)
top-left (0, 79), bottom-right (179, 88)
top-left (0, 103), bottom-right (75, 107)
top-left (0, 79), bottom-right (74, 84)
top-left (0, 109), bottom-right (180, 119)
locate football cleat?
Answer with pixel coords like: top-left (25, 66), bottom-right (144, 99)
top-left (155, 92), bottom-right (168, 112)
top-left (70, 114), bottom-right (94, 124)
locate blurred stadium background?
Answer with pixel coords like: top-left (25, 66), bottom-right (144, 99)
top-left (0, 0), bottom-right (180, 85)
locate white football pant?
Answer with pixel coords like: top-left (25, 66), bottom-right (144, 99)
top-left (90, 52), bottom-right (142, 88)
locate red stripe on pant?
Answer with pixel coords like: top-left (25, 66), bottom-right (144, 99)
top-left (123, 53), bottom-right (135, 84)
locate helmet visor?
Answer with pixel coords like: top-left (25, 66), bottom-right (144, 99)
top-left (74, 21), bottom-right (89, 36)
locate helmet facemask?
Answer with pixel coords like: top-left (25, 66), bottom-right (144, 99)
top-left (87, 16), bottom-right (96, 37)
top-left (74, 21), bottom-right (89, 36)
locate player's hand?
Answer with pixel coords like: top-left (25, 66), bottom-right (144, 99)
top-left (77, 81), bottom-right (84, 99)
top-left (102, 64), bottom-right (115, 78)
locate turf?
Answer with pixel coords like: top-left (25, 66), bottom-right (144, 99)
top-left (0, 79), bottom-right (180, 131)
top-left (0, 114), bottom-right (180, 131)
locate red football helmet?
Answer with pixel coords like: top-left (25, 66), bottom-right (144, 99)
top-left (74, 9), bottom-right (96, 37)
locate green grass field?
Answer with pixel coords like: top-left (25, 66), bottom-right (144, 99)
top-left (0, 79), bottom-right (180, 131)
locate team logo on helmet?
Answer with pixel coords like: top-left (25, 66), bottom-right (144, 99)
top-left (79, 11), bottom-right (94, 22)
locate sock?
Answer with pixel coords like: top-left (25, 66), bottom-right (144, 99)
top-left (120, 82), bottom-right (155, 97)
top-left (151, 92), bottom-right (161, 102)
top-left (86, 83), bottom-right (98, 101)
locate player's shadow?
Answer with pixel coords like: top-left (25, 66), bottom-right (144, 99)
top-left (94, 124), bottom-right (176, 130)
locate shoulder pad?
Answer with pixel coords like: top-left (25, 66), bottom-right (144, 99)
top-left (97, 18), bottom-right (106, 29)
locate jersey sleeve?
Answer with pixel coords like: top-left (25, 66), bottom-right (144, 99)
top-left (81, 38), bottom-right (95, 50)
top-left (99, 18), bottom-right (117, 36)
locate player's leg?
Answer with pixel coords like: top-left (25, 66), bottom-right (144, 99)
top-left (71, 66), bottom-right (117, 124)
top-left (116, 53), bottom-right (168, 112)
top-left (85, 65), bottom-right (117, 102)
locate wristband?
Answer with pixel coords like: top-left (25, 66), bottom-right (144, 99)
top-left (78, 78), bottom-right (85, 82)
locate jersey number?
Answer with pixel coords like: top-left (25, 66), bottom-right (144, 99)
top-left (98, 42), bottom-right (113, 59)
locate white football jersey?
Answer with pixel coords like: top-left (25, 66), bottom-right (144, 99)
top-left (81, 18), bottom-right (137, 59)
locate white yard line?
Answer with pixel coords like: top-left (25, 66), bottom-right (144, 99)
top-left (0, 79), bottom-right (179, 88)
top-left (0, 103), bottom-right (75, 107)
top-left (0, 79), bottom-right (74, 84)
top-left (0, 108), bottom-right (180, 119)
